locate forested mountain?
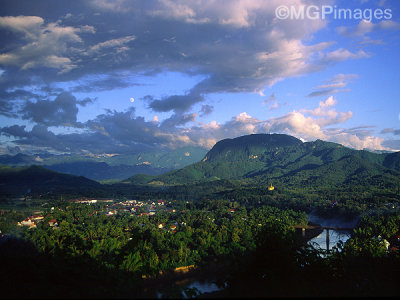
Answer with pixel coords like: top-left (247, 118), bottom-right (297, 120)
top-left (383, 151), bottom-right (400, 171)
top-left (203, 134), bottom-right (303, 162)
top-left (128, 134), bottom-right (400, 188)
top-left (0, 153), bottom-right (44, 165)
top-left (0, 165), bottom-right (105, 198)
top-left (2, 134), bottom-right (400, 202)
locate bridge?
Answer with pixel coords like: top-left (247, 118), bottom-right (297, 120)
top-left (294, 225), bottom-right (354, 231)
top-left (294, 225), bottom-right (354, 252)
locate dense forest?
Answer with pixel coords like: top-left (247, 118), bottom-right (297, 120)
top-left (1, 199), bottom-right (400, 298)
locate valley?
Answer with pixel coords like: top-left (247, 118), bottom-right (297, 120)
top-left (1, 134), bottom-right (400, 298)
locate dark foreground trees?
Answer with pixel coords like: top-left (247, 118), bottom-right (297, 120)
top-left (1, 201), bottom-right (399, 298)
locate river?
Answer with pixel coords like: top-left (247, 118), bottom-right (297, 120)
top-left (156, 279), bottom-right (224, 299)
top-left (306, 212), bottom-right (359, 251)
top-left (308, 228), bottom-right (352, 251)
top-left (154, 214), bottom-right (360, 298)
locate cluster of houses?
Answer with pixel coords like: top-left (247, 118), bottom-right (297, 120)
top-left (157, 221), bottom-right (186, 233)
top-left (70, 198), bottom-right (113, 204)
top-left (16, 197), bottom-right (247, 235)
top-left (103, 199), bottom-right (170, 217)
top-left (17, 198), bottom-right (177, 229)
top-left (386, 234), bottom-right (400, 253)
top-left (66, 198), bottom-right (176, 218)
top-left (17, 214), bottom-right (58, 229)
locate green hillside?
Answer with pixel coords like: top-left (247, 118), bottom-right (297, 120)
top-left (0, 165), bottom-right (105, 198)
top-left (383, 152), bottom-right (400, 172)
top-left (127, 134), bottom-right (400, 188)
top-left (203, 133), bottom-right (303, 162)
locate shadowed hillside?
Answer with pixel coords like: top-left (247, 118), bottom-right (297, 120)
top-left (0, 165), bottom-right (106, 198)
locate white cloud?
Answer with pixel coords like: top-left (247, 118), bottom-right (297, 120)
top-left (323, 48), bottom-right (369, 63)
top-left (300, 96), bottom-right (353, 127)
top-left (183, 96), bottom-right (382, 150)
top-left (88, 35), bottom-right (136, 53)
top-left (308, 74), bottom-right (358, 97)
top-left (319, 96), bottom-right (336, 108)
top-left (0, 16), bottom-right (44, 38)
top-left (265, 111), bottom-right (326, 140)
top-left (0, 16), bottom-right (95, 73)
top-left (316, 74), bottom-right (358, 90)
top-left (330, 132), bottom-right (386, 151)
top-left (148, 0), bottom-right (273, 28)
top-left (90, 0), bottom-right (132, 12)
top-left (337, 19), bottom-right (400, 37)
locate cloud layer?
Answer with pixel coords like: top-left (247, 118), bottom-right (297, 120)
top-left (0, 0), bottom-right (398, 154)
top-left (0, 95), bottom-right (388, 154)
top-left (0, 0), bottom-right (364, 113)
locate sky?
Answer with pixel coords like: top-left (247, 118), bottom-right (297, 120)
top-left (0, 0), bottom-right (400, 156)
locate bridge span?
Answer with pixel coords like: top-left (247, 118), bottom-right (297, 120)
top-left (294, 225), bottom-right (354, 252)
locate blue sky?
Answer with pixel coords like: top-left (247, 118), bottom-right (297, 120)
top-left (0, 0), bottom-right (399, 155)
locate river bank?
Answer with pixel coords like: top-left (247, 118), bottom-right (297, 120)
top-left (140, 213), bottom-right (360, 298)
top-left (138, 261), bottom-right (228, 298)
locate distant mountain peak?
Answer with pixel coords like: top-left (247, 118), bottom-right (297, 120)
top-left (203, 133), bottom-right (303, 163)
top-left (131, 133), bottom-right (400, 186)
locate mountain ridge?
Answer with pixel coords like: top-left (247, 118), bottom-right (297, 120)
top-left (0, 165), bottom-right (105, 198)
top-left (2, 134), bottom-right (400, 199)
top-left (0, 146), bottom-right (208, 180)
top-left (127, 134), bottom-right (400, 187)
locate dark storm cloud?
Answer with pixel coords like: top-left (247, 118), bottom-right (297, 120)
top-left (148, 92), bottom-right (204, 113)
top-left (161, 113), bottom-right (197, 129)
top-left (0, 123), bottom-right (156, 154)
top-left (6, 145), bottom-right (21, 154)
top-left (0, 99), bottom-right (18, 117)
top-left (20, 92), bottom-right (82, 127)
top-left (0, 124), bottom-right (29, 138)
top-left (86, 107), bottom-right (192, 149)
top-left (199, 104), bottom-right (213, 117)
top-left (0, 125), bottom-right (60, 150)
top-left (0, 89), bottom-right (39, 102)
top-left (77, 97), bottom-right (97, 107)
